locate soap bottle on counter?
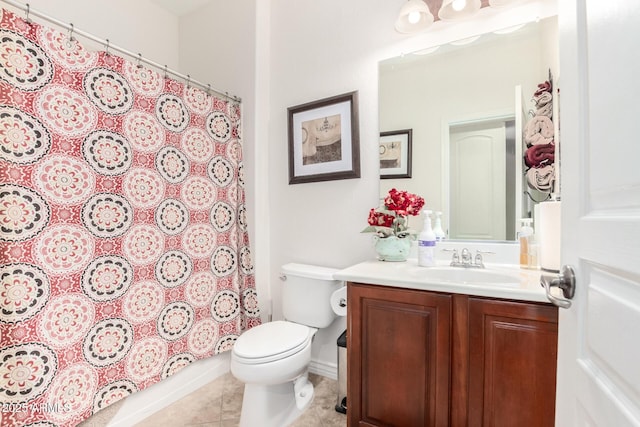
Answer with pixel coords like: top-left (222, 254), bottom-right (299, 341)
top-left (518, 218), bottom-right (534, 269)
top-left (418, 210), bottom-right (436, 267)
top-left (433, 211), bottom-right (446, 242)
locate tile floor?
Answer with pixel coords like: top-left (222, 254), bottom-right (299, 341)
top-left (80, 372), bottom-right (346, 427)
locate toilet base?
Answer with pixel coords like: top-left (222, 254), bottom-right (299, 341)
top-left (239, 376), bottom-right (315, 427)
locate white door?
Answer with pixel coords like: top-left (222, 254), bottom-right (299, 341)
top-left (449, 121), bottom-right (506, 240)
top-left (556, 0), bottom-right (640, 425)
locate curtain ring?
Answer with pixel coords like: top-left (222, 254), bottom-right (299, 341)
top-left (136, 53), bottom-right (143, 69)
top-left (186, 74), bottom-right (191, 88)
top-left (206, 84), bottom-right (211, 96)
top-left (104, 39), bottom-right (110, 56)
top-left (68, 23), bottom-right (75, 42)
top-left (163, 65), bottom-right (168, 78)
top-left (25, 3), bottom-right (32, 24)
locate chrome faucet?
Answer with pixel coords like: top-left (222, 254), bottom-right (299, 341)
top-left (449, 249), bottom-right (460, 265)
top-left (446, 248), bottom-right (493, 268)
top-left (460, 248), bottom-right (472, 266)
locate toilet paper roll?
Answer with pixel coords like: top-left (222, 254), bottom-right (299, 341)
top-left (330, 286), bottom-right (347, 317)
top-left (539, 201), bottom-right (561, 272)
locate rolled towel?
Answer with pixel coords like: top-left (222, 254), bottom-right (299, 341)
top-left (524, 115), bottom-right (554, 146)
top-left (524, 142), bottom-right (555, 168)
top-left (534, 81), bottom-right (551, 96)
top-left (534, 91), bottom-right (552, 108)
top-left (536, 102), bottom-right (553, 118)
top-left (527, 164), bottom-right (556, 192)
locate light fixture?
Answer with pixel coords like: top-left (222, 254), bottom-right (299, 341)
top-left (395, 0), bottom-right (434, 34)
top-left (438, 0), bottom-right (481, 21)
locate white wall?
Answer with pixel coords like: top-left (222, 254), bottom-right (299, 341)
top-left (266, 0), bottom-right (394, 368)
top-left (3, 0), bottom-right (180, 69)
top-left (265, 0), bottom-right (558, 370)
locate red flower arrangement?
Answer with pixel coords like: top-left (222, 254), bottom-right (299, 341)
top-left (362, 188), bottom-right (425, 238)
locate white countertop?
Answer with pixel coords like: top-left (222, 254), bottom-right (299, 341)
top-left (334, 258), bottom-right (550, 303)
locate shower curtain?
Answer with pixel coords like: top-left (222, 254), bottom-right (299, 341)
top-left (0, 8), bottom-right (260, 427)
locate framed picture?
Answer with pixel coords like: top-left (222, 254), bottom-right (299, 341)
top-left (379, 129), bottom-right (412, 179)
top-left (288, 91), bottom-right (360, 184)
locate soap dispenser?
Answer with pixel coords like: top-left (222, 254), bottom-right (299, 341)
top-left (433, 211), bottom-right (446, 242)
top-left (518, 218), bottom-right (534, 269)
top-left (418, 210), bottom-right (436, 267)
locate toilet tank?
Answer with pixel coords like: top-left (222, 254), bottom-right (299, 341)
top-left (281, 263), bottom-right (343, 328)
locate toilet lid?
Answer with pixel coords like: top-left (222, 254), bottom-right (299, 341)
top-left (233, 321), bottom-right (312, 364)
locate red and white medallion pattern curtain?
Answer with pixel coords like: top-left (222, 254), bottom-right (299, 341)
top-left (0, 8), bottom-right (260, 426)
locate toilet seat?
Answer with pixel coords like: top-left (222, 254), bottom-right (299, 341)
top-left (233, 321), bottom-right (313, 364)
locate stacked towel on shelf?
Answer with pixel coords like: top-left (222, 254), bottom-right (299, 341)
top-left (524, 115), bottom-right (554, 146)
top-left (534, 81), bottom-right (552, 97)
top-left (527, 164), bottom-right (556, 192)
top-left (534, 91), bottom-right (552, 107)
top-left (533, 88), bottom-right (553, 118)
top-left (523, 79), bottom-right (557, 193)
top-left (524, 142), bottom-right (555, 168)
top-left (535, 102), bottom-right (553, 118)
top-left (533, 92), bottom-right (553, 107)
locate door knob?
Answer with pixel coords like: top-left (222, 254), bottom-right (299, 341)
top-left (540, 265), bottom-right (576, 309)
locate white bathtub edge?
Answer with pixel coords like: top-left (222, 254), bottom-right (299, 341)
top-left (108, 352), bottom-right (231, 426)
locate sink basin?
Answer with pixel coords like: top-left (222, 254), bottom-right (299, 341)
top-left (415, 266), bottom-right (521, 286)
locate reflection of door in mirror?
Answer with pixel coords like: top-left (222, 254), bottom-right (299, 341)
top-left (449, 120), bottom-right (515, 240)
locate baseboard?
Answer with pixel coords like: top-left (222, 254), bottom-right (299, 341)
top-left (108, 352), bottom-right (231, 426)
top-left (309, 358), bottom-right (337, 381)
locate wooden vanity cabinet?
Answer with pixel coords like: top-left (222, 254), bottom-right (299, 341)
top-left (347, 282), bottom-right (452, 427)
top-left (347, 282), bottom-right (558, 427)
top-left (466, 297), bottom-right (558, 427)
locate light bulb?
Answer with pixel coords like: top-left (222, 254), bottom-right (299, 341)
top-left (452, 0), bottom-right (467, 11)
top-left (407, 10), bottom-right (421, 24)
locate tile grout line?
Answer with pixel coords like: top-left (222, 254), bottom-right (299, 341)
top-left (218, 375), bottom-right (225, 425)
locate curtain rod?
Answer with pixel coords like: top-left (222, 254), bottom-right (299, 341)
top-left (0, 0), bottom-right (241, 103)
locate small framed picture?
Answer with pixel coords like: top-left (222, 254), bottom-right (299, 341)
top-left (379, 129), bottom-right (412, 179)
top-left (288, 91), bottom-right (360, 184)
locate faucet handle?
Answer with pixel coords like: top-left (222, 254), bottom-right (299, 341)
top-left (442, 248), bottom-right (459, 265)
top-left (460, 248), bottom-right (472, 264)
top-left (474, 250), bottom-right (495, 268)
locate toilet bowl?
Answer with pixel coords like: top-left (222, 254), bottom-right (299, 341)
top-left (231, 321), bottom-right (316, 426)
top-left (230, 263), bottom-right (345, 427)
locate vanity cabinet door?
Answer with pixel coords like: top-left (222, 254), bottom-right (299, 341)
top-left (348, 283), bottom-right (451, 427)
top-left (467, 298), bottom-right (558, 427)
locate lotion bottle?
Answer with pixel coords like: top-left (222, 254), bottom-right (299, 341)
top-left (518, 218), bottom-right (534, 268)
top-left (418, 210), bottom-right (436, 267)
top-left (433, 211), bottom-right (446, 242)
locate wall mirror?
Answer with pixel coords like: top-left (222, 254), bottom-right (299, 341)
top-left (379, 15), bottom-right (558, 242)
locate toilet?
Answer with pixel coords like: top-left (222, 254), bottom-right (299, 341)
top-left (230, 263), bottom-right (344, 427)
